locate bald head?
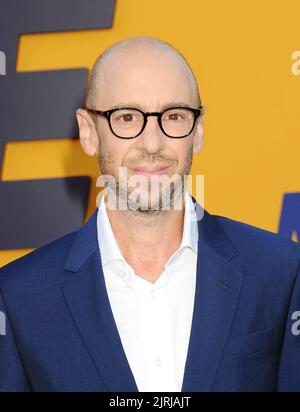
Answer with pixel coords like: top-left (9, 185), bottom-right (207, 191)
top-left (84, 36), bottom-right (201, 109)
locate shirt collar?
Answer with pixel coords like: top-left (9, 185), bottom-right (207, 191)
top-left (180, 190), bottom-right (199, 253)
top-left (97, 190), bottom-right (199, 269)
top-left (97, 190), bottom-right (126, 267)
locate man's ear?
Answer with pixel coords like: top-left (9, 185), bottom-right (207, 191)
top-left (76, 108), bottom-right (99, 156)
top-left (193, 115), bottom-right (204, 154)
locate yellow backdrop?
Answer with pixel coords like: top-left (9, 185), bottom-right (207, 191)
top-left (1, 0), bottom-right (299, 266)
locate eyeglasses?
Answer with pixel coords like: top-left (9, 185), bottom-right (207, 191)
top-left (86, 105), bottom-right (204, 139)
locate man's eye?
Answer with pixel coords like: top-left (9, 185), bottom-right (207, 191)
top-left (121, 113), bottom-right (134, 122)
top-left (167, 112), bottom-right (184, 121)
top-left (117, 113), bottom-right (135, 123)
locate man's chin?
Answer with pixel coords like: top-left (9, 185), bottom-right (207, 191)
top-left (126, 191), bottom-right (183, 214)
top-left (127, 196), bottom-right (164, 212)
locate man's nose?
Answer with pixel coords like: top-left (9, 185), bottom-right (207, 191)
top-left (136, 115), bottom-right (166, 153)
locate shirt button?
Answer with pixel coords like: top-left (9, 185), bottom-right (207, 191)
top-left (120, 270), bottom-right (126, 277)
top-left (155, 358), bottom-right (162, 367)
top-left (150, 290), bottom-right (155, 298)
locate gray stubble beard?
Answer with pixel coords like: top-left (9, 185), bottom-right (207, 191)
top-left (97, 139), bottom-right (193, 217)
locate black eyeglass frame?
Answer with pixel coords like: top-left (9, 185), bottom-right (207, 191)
top-left (85, 106), bottom-right (204, 139)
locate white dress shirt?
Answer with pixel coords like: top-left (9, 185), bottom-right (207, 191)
top-left (97, 190), bottom-right (198, 392)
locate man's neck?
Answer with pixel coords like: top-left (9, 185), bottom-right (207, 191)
top-left (105, 194), bottom-right (186, 283)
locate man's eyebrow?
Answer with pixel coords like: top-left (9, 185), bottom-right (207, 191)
top-left (107, 102), bottom-right (193, 111)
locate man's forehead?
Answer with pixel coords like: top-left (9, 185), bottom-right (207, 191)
top-left (98, 48), bottom-right (196, 106)
top-left (85, 37), bottom-right (201, 109)
top-left (101, 87), bottom-right (195, 110)
top-left (106, 101), bottom-right (194, 111)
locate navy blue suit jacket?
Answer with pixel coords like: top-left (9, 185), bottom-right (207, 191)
top-left (1, 198), bottom-right (300, 392)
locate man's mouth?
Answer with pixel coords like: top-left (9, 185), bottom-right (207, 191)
top-left (132, 166), bottom-right (170, 177)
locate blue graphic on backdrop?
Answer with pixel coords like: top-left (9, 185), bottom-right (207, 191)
top-left (0, 0), bottom-right (115, 250)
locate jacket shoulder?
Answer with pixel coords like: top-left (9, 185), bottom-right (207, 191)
top-left (214, 213), bottom-right (300, 266)
top-left (0, 229), bottom-right (79, 288)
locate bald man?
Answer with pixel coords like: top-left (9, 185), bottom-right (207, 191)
top-left (1, 36), bottom-right (300, 392)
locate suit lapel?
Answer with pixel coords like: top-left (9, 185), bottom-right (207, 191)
top-left (181, 200), bottom-right (245, 391)
top-left (62, 211), bottom-right (139, 391)
top-left (62, 199), bottom-right (245, 392)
